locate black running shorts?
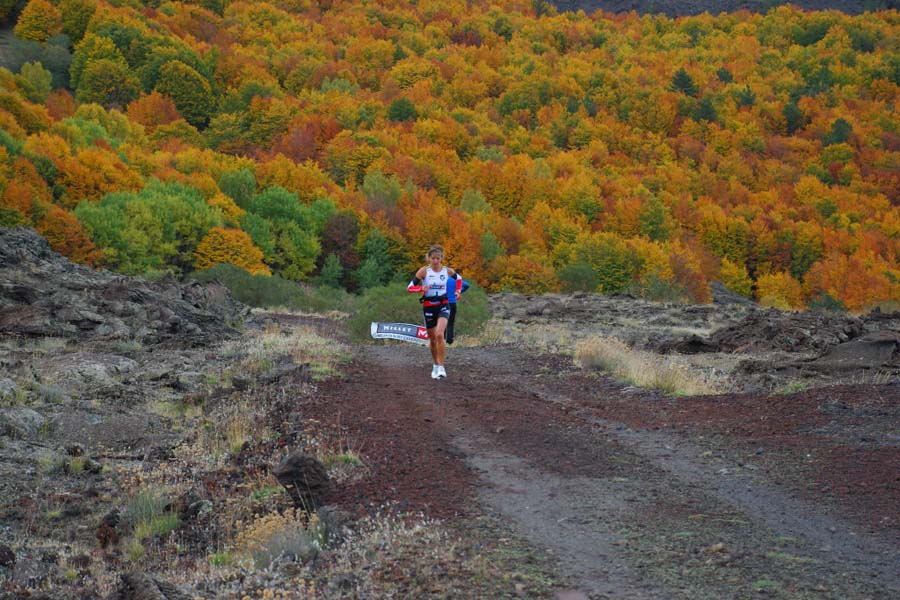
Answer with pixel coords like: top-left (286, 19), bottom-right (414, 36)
top-left (423, 303), bottom-right (450, 329)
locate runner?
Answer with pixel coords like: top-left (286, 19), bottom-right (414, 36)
top-left (446, 271), bottom-right (469, 345)
top-left (407, 245), bottom-right (456, 379)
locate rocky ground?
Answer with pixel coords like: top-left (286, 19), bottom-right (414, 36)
top-left (1, 227), bottom-right (898, 599)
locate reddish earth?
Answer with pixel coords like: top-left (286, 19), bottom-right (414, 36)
top-left (303, 341), bottom-right (900, 599)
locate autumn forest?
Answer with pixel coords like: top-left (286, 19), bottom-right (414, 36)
top-left (1, 0), bottom-right (900, 311)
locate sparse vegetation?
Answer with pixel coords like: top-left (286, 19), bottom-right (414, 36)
top-left (190, 264), bottom-right (355, 315)
top-left (122, 490), bottom-right (172, 531)
top-left (237, 322), bottom-right (350, 380)
top-left (234, 509), bottom-right (325, 569)
top-left (37, 384), bottom-right (68, 404)
top-left (133, 512), bottom-right (180, 541)
top-left (321, 450), bottom-right (363, 468)
top-left (574, 336), bottom-right (725, 395)
top-left (775, 381), bottom-right (807, 395)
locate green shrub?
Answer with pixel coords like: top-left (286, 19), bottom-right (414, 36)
top-left (808, 292), bottom-right (846, 313)
top-left (189, 264), bottom-right (354, 314)
top-left (453, 282), bottom-right (491, 340)
top-left (348, 280), bottom-right (490, 343)
top-left (627, 275), bottom-right (690, 304)
top-left (348, 283), bottom-right (423, 342)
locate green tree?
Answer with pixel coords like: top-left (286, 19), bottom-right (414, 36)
top-left (274, 221), bottom-right (320, 280)
top-left (219, 168), bottom-right (256, 208)
top-left (460, 188), bottom-right (489, 213)
top-left (243, 187), bottom-right (333, 280)
top-left (0, 206), bottom-right (28, 227)
top-left (670, 67), bottom-right (698, 97)
top-left (14, 61), bottom-right (51, 103)
top-left (40, 36), bottom-right (72, 88)
top-left (317, 253), bottom-right (343, 287)
top-left (387, 97), bottom-right (417, 122)
top-left (735, 84), bottom-right (756, 107)
top-left (638, 197), bottom-right (674, 242)
top-left (822, 118), bottom-right (852, 146)
top-left (362, 170), bottom-right (404, 207)
top-left (5, 37), bottom-right (42, 73)
top-left (70, 34), bottom-right (126, 90)
top-left (75, 58), bottom-right (141, 109)
top-left (154, 60), bottom-right (214, 128)
top-left (138, 43), bottom-right (208, 92)
top-left (572, 232), bottom-right (641, 294)
top-left (557, 262), bottom-right (599, 293)
top-left (59, 0), bottom-right (95, 43)
top-left (355, 228), bottom-right (396, 289)
top-left (239, 212), bottom-right (276, 258)
top-left (694, 95), bottom-right (718, 123)
top-left (74, 180), bottom-right (221, 275)
top-left (480, 231), bottom-right (505, 262)
top-left (783, 101), bottom-right (805, 135)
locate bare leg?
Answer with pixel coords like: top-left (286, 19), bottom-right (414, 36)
top-left (433, 317), bottom-right (448, 365)
top-left (428, 329), bottom-right (439, 364)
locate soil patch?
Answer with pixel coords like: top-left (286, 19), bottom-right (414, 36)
top-left (302, 342), bottom-right (900, 599)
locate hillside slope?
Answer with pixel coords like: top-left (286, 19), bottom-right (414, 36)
top-left (554, 0), bottom-right (898, 16)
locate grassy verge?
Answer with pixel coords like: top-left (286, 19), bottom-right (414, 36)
top-left (574, 336), bottom-right (725, 396)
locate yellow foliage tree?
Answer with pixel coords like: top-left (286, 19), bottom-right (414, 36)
top-left (719, 257), bottom-right (753, 298)
top-left (14, 0), bottom-right (62, 44)
top-left (207, 193), bottom-right (245, 227)
top-left (486, 254), bottom-right (558, 293)
top-left (194, 227), bottom-right (271, 276)
top-left (756, 271), bottom-right (804, 310)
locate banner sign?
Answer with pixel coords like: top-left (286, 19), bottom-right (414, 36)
top-left (370, 322), bottom-right (429, 345)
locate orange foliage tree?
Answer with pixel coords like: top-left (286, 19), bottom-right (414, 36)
top-left (36, 204), bottom-right (102, 266)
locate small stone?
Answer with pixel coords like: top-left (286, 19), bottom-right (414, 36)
top-left (66, 443), bottom-right (85, 457)
top-left (0, 544), bottom-right (15, 567)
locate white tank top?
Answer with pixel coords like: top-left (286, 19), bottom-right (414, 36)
top-left (423, 267), bottom-right (449, 299)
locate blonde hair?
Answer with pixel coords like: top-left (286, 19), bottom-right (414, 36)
top-left (426, 245), bottom-right (444, 259)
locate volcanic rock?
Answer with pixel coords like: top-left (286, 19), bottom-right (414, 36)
top-left (111, 572), bottom-right (192, 600)
top-left (272, 451), bottom-right (331, 509)
top-left (808, 331), bottom-right (900, 371)
top-left (0, 227), bottom-right (248, 347)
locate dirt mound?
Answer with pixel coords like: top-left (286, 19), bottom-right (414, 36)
top-left (0, 227), bottom-right (247, 347)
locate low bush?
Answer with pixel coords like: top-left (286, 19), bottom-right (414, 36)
top-left (347, 281), bottom-right (491, 343)
top-left (347, 283), bottom-right (424, 342)
top-left (189, 263), bottom-right (354, 314)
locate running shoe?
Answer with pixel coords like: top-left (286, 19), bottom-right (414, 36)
top-left (431, 365), bottom-right (439, 379)
top-left (437, 365), bottom-right (447, 379)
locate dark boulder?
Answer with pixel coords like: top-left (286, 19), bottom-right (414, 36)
top-left (272, 451), bottom-right (331, 510)
top-left (808, 331), bottom-right (900, 371)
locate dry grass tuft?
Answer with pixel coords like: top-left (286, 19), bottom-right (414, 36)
top-left (234, 509), bottom-right (326, 569)
top-left (574, 336), bottom-right (725, 396)
top-left (234, 324), bottom-right (349, 380)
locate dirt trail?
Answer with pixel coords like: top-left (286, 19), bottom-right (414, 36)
top-left (307, 342), bottom-right (900, 599)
